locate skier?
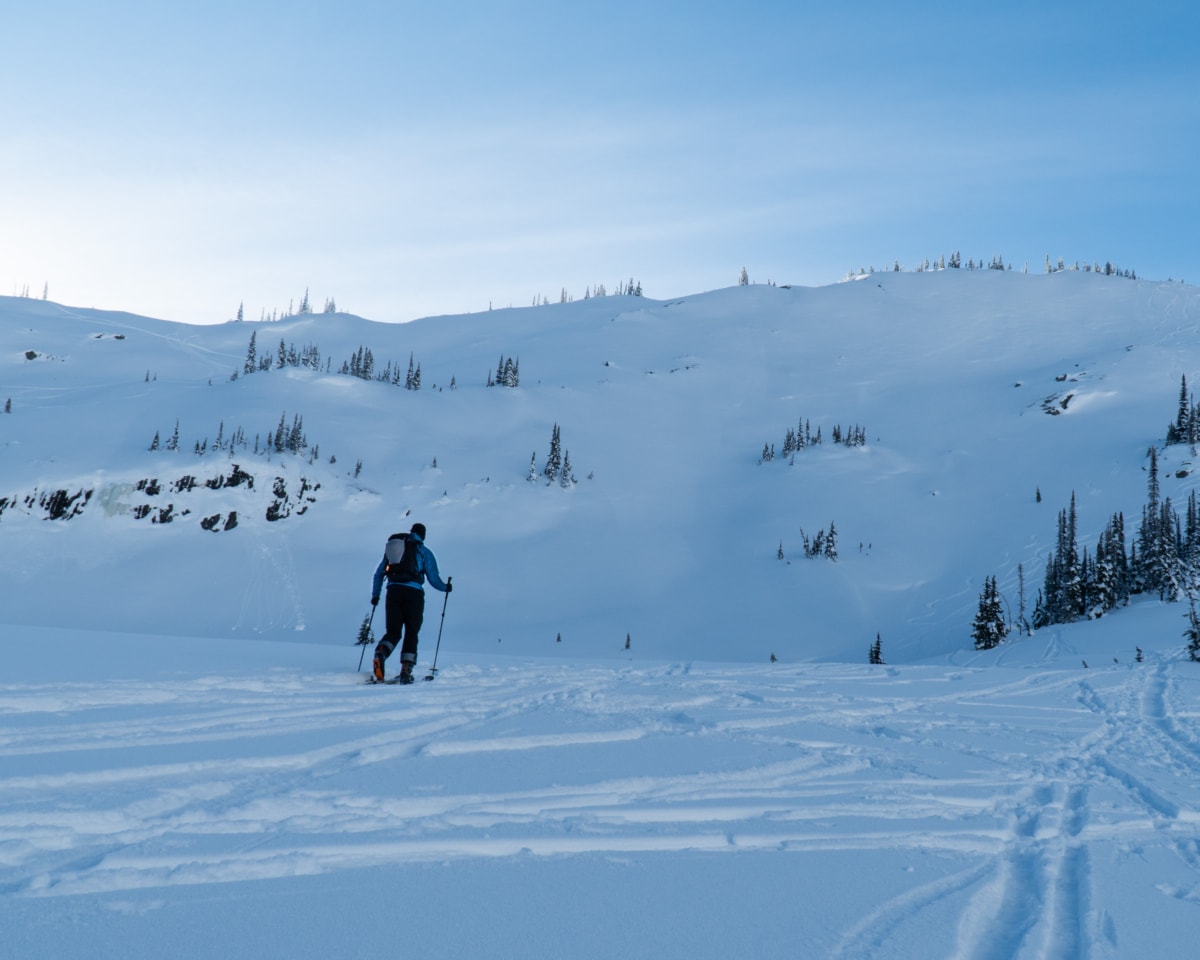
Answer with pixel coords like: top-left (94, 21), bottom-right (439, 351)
top-left (370, 522), bottom-right (452, 683)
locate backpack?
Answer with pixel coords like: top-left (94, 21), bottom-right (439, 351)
top-left (385, 533), bottom-right (423, 584)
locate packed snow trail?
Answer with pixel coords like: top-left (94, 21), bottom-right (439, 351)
top-left (2, 631), bottom-right (1200, 959)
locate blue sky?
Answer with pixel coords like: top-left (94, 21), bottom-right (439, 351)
top-left (3, 0), bottom-right (1197, 324)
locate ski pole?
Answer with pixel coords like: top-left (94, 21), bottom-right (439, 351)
top-left (424, 577), bottom-right (451, 681)
top-left (356, 604), bottom-right (377, 671)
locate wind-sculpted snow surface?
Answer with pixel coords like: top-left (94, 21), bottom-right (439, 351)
top-left (3, 629), bottom-right (1199, 959)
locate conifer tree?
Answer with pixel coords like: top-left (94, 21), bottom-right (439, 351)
top-left (1187, 600), bottom-right (1200, 662)
top-left (1016, 563), bottom-right (1030, 635)
top-left (1062, 493), bottom-right (1084, 617)
top-left (972, 576), bottom-right (1008, 650)
top-left (356, 612), bottom-right (375, 646)
top-left (1170, 374), bottom-right (1190, 444)
top-left (544, 424), bottom-right (562, 482)
top-left (824, 521), bottom-right (838, 561)
top-left (244, 331), bottom-right (257, 374)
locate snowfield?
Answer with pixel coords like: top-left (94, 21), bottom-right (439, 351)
top-left (3, 624), bottom-right (1200, 959)
top-left (4, 269), bottom-right (1200, 957)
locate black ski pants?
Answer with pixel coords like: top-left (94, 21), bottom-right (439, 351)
top-left (377, 586), bottom-right (425, 665)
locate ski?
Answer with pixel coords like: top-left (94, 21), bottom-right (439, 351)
top-left (364, 675), bottom-right (415, 685)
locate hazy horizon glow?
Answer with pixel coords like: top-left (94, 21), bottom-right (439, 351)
top-left (3, 0), bottom-right (1197, 324)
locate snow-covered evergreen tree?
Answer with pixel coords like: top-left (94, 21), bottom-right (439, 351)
top-left (244, 331), bottom-right (257, 375)
top-left (972, 576), bottom-right (1008, 650)
top-left (543, 424), bottom-right (562, 482)
top-left (824, 521), bottom-right (838, 561)
top-left (1187, 600), bottom-right (1200, 662)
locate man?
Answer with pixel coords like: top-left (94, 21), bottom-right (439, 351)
top-left (370, 522), bottom-right (451, 683)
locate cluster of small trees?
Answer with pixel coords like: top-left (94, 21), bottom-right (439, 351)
top-left (242, 331), bottom-right (326, 375)
top-left (1166, 374), bottom-right (1200, 447)
top-left (760, 419), bottom-right (868, 463)
top-left (270, 413), bottom-right (308, 455)
top-left (845, 253), bottom-right (1138, 279)
top-left (488, 355), bottom-right (520, 388)
top-left (340, 348), bottom-right (423, 389)
top-left (778, 523), bottom-right (839, 562)
top-left (803, 524), bottom-right (838, 560)
top-left (239, 331), bottom-right (428, 390)
top-left (528, 423), bottom-right (577, 487)
top-left (527, 279), bottom-right (644, 306)
top-left (150, 412), bottom-right (335, 466)
top-left (233, 289), bottom-right (340, 323)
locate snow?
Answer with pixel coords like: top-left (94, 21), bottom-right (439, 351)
top-left (4, 270), bottom-right (1200, 957)
top-left (5, 627), bottom-right (1200, 958)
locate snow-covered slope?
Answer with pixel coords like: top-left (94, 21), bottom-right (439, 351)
top-left (6, 271), bottom-right (1200, 959)
top-left (3, 271), bottom-right (1199, 663)
top-left (4, 624), bottom-right (1200, 959)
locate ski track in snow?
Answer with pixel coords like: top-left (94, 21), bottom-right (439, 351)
top-left (2, 657), bottom-right (1200, 957)
top-left (7, 657), bottom-right (1200, 955)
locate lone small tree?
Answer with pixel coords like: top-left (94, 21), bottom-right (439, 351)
top-left (869, 633), bottom-right (885, 665)
top-left (356, 613), bottom-right (375, 647)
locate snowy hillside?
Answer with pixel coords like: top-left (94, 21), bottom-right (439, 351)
top-left (4, 269), bottom-right (1200, 662)
top-left (6, 270), bottom-right (1200, 959)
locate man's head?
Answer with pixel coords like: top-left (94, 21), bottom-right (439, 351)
top-left (410, 522), bottom-right (427, 541)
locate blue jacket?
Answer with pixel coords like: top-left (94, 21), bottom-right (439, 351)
top-left (372, 533), bottom-right (448, 599)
